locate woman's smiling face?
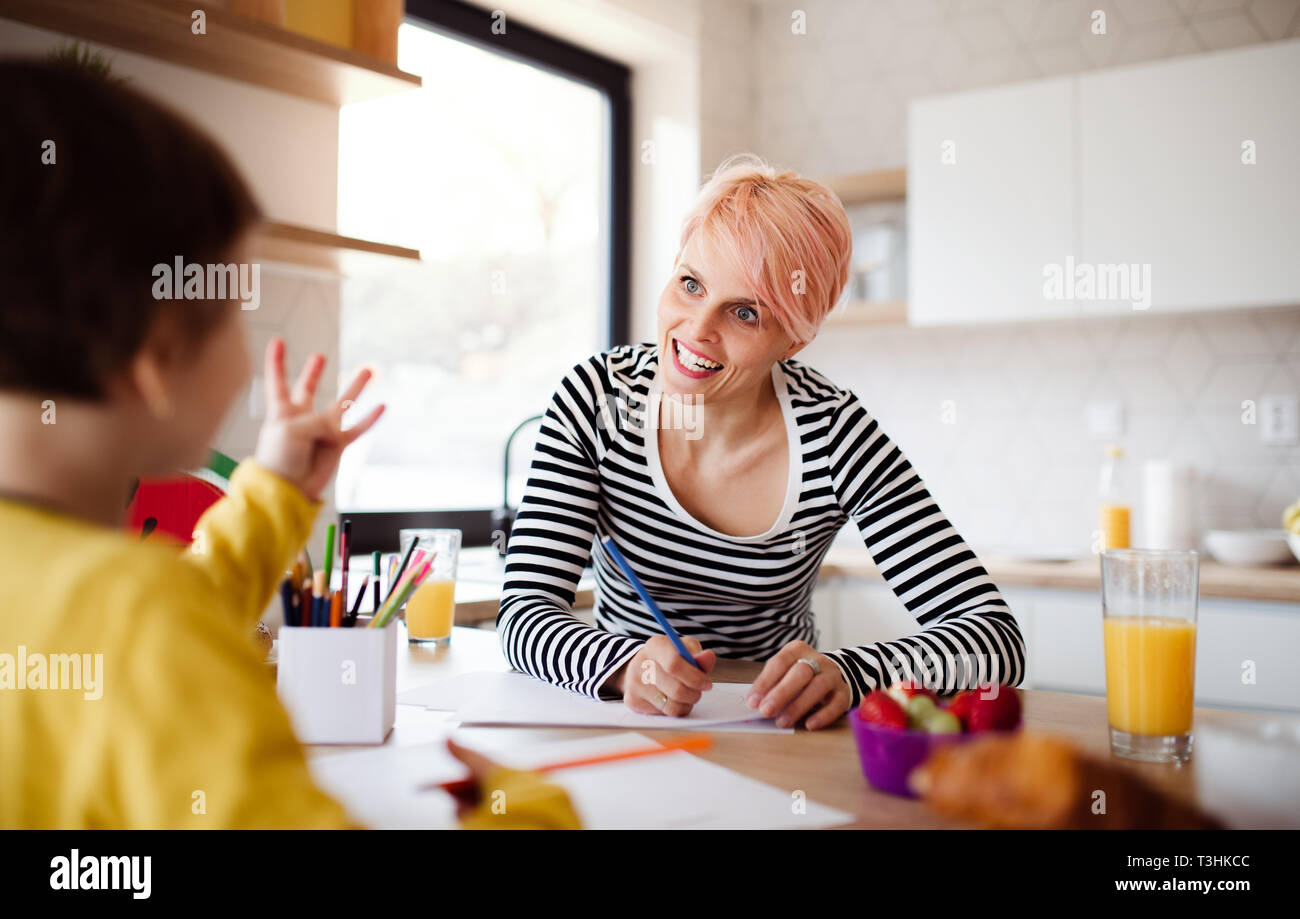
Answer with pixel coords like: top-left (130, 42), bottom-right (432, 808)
top-left (656, 233), bottom-right (799, 402)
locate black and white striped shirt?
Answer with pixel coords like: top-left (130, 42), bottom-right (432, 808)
top-left (498, 344), bottom-right (1025, 706)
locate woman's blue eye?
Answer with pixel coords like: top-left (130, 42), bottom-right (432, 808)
top-left (681, 276), bottom-right (700, 294)
top-left (736, 306), bottom-right (758, 323)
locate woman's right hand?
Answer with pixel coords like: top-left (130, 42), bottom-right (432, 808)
top-left (612, 635), bottom-right (716, 716)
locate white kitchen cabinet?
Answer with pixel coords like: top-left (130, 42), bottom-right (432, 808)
top-left (821, 577), bottom-right (921, 651)
top-left (908, 78), bottom-right (1077, 325)
top-left (1006, 587), bottom-right (1106, 695)
top-left (1079, 40), bottom-right (1300, 315)
top-left (1013, 586), bottom-right (1300, 713)
top-left (907, 38), bottom-right (1300, 324)
top-left (1195, 602), bottom-right (1300, 710)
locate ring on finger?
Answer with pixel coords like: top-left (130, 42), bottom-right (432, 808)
top-left (653, 690), bottom-right (668, 710)
top-left (796, 656), bottom-right (821, 677)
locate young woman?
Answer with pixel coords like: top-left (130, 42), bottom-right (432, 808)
top-left (0, 61), bottom-right (575, 830)
top-left (499, 155), bottom-right (1026, 729)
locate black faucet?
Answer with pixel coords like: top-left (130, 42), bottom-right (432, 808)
top-left (491, 414), bottom-right (544, 557)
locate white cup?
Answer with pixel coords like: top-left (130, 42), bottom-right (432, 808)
top-left (276, 621), bottom-right (397, 745)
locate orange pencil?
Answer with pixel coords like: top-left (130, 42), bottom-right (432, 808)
top-left (425, 735), bottom-right (713, 796)
top-left (329, 590), bottom-right (343, 628)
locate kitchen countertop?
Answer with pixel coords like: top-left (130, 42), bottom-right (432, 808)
top-left (821, 545), bottom-right (1300, 604)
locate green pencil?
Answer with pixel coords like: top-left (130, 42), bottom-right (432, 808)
top-left (323, 523), bottom-right (336, 593)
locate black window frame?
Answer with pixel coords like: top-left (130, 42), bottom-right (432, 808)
top-left (339, 0), bottom-right (631, 554)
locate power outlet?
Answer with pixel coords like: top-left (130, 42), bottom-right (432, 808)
top-left (1260, 394), bottom-right (1299, 446)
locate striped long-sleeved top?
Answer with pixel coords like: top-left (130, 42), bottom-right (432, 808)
top-left (497, 344), bottom-right (1025, 707)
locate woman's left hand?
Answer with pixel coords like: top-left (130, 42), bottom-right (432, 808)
top-left (745, 641), bottom-right (851, 730)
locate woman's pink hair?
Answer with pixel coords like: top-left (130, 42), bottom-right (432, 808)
top-left (676, 154), bottom-right (853, 347)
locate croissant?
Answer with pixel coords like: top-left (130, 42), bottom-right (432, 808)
top-left (909, 732), bottom-right (1223, 829)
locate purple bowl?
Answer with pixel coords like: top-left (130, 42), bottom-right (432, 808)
top-left (848, 707), bottom-right (978, 798)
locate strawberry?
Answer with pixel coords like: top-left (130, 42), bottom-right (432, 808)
top-left (885, 680), bottom-right (938, 708)
top-left (965, 686), bottom-right (1022, 733)
top-left (944, 690), bottom-right (977, 731)
top-left (858, 690), bottom-right (908, 730)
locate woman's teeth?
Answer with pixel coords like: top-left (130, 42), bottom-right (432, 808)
top-left (675, 340), bottom-right (722, 372)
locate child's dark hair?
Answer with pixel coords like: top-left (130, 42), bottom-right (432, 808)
top-left (0, 59), bottom-right (262, 399)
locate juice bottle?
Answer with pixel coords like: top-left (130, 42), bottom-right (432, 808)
top-left (1103, 616), bottom-right (1197, 735)
top-left (1098, 444), bottom-right (1130, 550)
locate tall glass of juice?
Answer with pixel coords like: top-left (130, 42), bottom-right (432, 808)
top-left (1100, 548), bottom-right (1199, 763)
top-left (397, 528), bottom-right (460, 645)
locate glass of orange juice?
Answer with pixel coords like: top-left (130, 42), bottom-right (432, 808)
top-left (397, 528), bottom-right (460, 645)
top-left (1100, 548), bottom-right (1199, 763)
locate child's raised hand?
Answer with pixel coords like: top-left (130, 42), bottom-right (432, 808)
top-left (253, 338), bottom-right (384, 501)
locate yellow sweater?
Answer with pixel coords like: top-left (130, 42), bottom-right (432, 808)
top-left (0, 460), bottom-right (579, 830)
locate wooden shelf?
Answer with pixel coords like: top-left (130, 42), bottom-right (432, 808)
top-left (252, 221), bottom-right (420, 273)
top-left (822, 167), bottom-right (907, 206)
top-left (0, 0), bottom-right (422, 106)
top-left (824, 299), bottom-right (907, 326)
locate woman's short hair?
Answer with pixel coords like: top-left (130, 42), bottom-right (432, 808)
top-left (675, 154), bottom-right (852, 346)
top-left (0, 60), bottom-right (262, 399)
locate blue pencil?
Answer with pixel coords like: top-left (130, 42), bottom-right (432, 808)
top-left (279, 578), bottom-right (296, 627)
top-left (601, 537), bottom-right (703, 671)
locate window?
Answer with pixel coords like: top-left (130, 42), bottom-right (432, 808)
top-left (335, 1), bottom-right (629, 548)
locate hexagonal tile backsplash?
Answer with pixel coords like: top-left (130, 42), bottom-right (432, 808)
top-left (801, 306), bottom-right (1300, 554)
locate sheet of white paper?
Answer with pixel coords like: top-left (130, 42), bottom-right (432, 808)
top-left (310, 730), bottom-right (851, 829)
top-left (532, 733), bottom-right (854, 830)
top-left (399, 671), bottom-right (786, 731)
top-left (307, 713), bottom-right (464, 829)
top-left (457, 672), bottom-right (774, 729)
top-left (397, 676), bottom-right (474, 711)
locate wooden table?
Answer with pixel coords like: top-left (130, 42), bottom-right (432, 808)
top-left (309, 625), bottom-right (1295, 829)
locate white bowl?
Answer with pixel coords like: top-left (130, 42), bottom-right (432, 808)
top-left (1289, 533), bottom-right (1300, 564)
top-left (1203, 529), bottom-right (1294, 566)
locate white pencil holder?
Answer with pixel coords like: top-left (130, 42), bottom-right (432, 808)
top-left (276, 621), bottom-right (397, 745)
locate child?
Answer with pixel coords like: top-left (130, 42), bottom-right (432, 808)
top-left (0, 60), bottom-right (577, 830)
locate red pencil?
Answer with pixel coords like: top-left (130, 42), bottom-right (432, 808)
top-left (339, 519), bottom-right (351, 612)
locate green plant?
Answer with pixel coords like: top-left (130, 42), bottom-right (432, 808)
top-left (46, 40), bottom-right (126, 83)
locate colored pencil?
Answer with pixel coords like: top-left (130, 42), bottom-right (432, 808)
top-left (339, 519), bottom-right (351, 613)
top-left (347, 575), bottom-right (370, 617)
top-left (385, 536), bottom-right (420, 603)
top-left (425, 735), bottom-right (713, 796)
top-left (312, 571), bottom-right (327, 628)
top-left (370, 556), bottom-right (432, 629)
top-left (323, 524), bottom-right (336, 594)
top-left (602, 537), bottom-right (703, 671)
top-left (372, 551), bottom-right (381, 614)
top-left (279, 578), bottom-right (296, 626)
top-left (329, 590), bottom-right (342, 628)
